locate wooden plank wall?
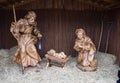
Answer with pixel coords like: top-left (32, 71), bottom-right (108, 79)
top-left (0, 2), bottom-right (119, 65)
top-left (0, 11), bottom-right (1, 48)
top-left (113, 9), bottom-right (120, 65)
top-left (0, 10), bottom-right (7, 48)
top-left (35, 10), bottom-right (102, 56)
top-left (0, 9), bottom-right (102, 57)
top-left (1, 9), bottom-right (120, 65)
top-left (99, 11), bottom-right (116, 53)
top-left (99, 9), bottom-right (120, 65)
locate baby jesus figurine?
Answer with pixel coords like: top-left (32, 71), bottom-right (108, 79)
top-left (10, 11), bottom-right (42, 73)
top-left (45, 49), bottom-right (69, 68)
top-left (73, 28), bottom-right (97, 71)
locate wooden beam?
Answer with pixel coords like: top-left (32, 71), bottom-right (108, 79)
top-left (106, 2), bottom-right (120, 8)
top-left (4, 0), bottom-right (36, 9)
top-left (76, 0), bottom-right (103, 10)
top-left (77, 0), bottom-right (120, 10)
top-left (0, 0), bottom-right (6, 3)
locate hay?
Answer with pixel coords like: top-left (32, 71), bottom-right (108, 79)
top-left (0, 49), bottom-right (9, 58)
top-left (0, 46), bottom-right (119, 83)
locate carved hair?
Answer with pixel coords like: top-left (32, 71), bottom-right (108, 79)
top-left (24, 11), bottom-right (36, 19)
top-left (75, 28), bottom-right (86, 36)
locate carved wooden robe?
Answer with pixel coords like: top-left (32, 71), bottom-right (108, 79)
top-left (10, 11), bottom-right (42, 68)
top-left (74, 28), bottom-right (97, 71)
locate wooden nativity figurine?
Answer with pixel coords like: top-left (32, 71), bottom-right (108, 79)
top-left (73, 28), bottom-right (97, 71)
top-left (10, 11), bottom-right (42, 73)
top-left (45, 49), bottom-right (69, 68)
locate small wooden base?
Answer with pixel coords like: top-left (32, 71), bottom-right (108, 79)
top-left (77, 64), bottom-right (97, 72)
top-left (45, 54), bottom-right (69, 68)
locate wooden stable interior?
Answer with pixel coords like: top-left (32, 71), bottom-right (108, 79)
top-left (0, 0), bottom-right (120, 65)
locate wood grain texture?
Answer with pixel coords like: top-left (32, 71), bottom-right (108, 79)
top-left (0, 9), bottom-right (120, 65)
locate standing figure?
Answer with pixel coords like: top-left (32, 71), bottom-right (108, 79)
top-left (73, 28), bottom-right (97, 71)
top-left (10, 11), bottom-right (42, 71)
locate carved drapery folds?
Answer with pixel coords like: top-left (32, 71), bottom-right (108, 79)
top-left (74, 28), bottom-right (97, 71)
top-left (10, 11), bottom-right (42, 69)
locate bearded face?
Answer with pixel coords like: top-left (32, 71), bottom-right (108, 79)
top-left (25, 11), bottom-right (36, 25)
top-left (27, 16), bottom-right (36, 25)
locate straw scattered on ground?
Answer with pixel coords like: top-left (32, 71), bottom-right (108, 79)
top-left (0, 46), bottom-right (119, 83)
